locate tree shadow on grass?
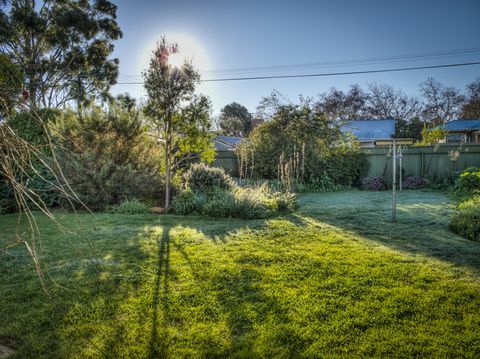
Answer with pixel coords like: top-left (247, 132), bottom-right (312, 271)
top-left (295, 192), bottom-right (480, 272)
top-left (148, 225), bottom-right (171, 358)
top-left (0, 213), bottom-right (276, 357)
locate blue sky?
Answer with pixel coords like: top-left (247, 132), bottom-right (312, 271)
top-left (110, 0), bottom-right (480, 115)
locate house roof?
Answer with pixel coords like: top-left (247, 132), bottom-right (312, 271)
top-left (442, 119), bottom-right (480, 132)
top-left (213, 135), bottom-right (244, 151)
top-left (340, 119), bottom-right (395, 141)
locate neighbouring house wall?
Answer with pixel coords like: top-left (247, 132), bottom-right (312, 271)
top-left (212, 150), bottom-right (238, 175)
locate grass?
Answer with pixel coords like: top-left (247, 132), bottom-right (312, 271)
top-left (1, 190), bottom-right (480, 357)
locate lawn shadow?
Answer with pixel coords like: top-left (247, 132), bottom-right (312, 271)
top-left (148, 225), bottom-right (171, 358)
top-left (296, 191), bottom-right (480, 273)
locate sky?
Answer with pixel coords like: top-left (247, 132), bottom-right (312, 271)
top-left (110, 0), bottom-right (480, 116)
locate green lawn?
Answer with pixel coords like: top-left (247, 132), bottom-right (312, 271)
top-left (1, 190), bottom-right (480, 358)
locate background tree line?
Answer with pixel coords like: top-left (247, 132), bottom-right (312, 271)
top-left (218, 78), bottom-right (480, 141)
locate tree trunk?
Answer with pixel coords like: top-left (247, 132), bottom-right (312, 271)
top-left (164, 126), bottom-right (171, 209)
top-left (165, 157), bottom-right (171, 210)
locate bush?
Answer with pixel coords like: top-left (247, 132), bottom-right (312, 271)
top-left (238, 97), bottom-right (369, 188)
top-left (269, 191), bottom-right (297, 214)
top-left (202, 189), bottom-right (236, 218)
top-left (455, 168), bottom-right (480, 195)
top-left (171, 183), bottom-right (297, 219)
top-left (449, 196), bottom-right (480, 241)
top-left (361, 176), bottom-right (387, 191)
top-left (402, 176), bottom-right (427, 190)
top-left (305, 175), bottom-right (341, 192)
top-left (53, 106), bottom-right (164, 210)
top-left (169, 188), bottom-right (198, 215)
top-left (109, 199), bottom-right (149, 214)
top-left (425, 176), bottom-right (453, 191)
top-left (184, 163), bottom-right (235, 194)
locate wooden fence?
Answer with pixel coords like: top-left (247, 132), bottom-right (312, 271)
top-left (212, 144), bottom-right (480, 180)
top-left (361, 144), bottom-right (480, 180)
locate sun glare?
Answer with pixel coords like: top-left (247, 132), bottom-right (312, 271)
top-left (140, 33), bottom-right (211, 73)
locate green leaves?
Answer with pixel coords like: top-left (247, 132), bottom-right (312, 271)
top-left (0, 0), bottom-right (122, 109)
top-left (143, 36), bottom-right (214, 207)
top-left (218, 102), bottom-right (252, 137)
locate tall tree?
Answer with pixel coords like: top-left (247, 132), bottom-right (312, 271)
top-left (461, 78), bottom-right (480, 119)
top-left (365, 83), bottom-right (421, 138)
top-left (143, 37), bottom-right (214, 209)
top-left (365, 83), bottom-right (420, 121)
top-left (419, 78), bottom-right (464, 125)
top-left (0, 53), bottom-right (23, 116)
top-left (0, 0), bottom-right (122, 110)
top-left (315, 84), bottom-right (367, 122)
top-left (218, 102), bottom-right (252, 137)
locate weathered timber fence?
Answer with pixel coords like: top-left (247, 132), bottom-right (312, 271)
top-left (361, 144), bottom-right (480, 180)
top-left (212, 145), bottom-right (480, 180)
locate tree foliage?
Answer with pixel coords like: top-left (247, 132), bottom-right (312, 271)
top-left (416, 124), bottom-right (447, 146)
top-left (461, 78), bottom-right (480, 119)
top-left (245, 94), bottom-right (368, 187)
top-left (218, 102), bottom-right (252, 137)
top-left (0, 53), bottom-right (23, 116)
top-left (143, 37), bottom-right (214, 208)
top-left (52, 105), bottom-right (163, 210)
top-left (0, 0), bottom-right (122, 109)
top-left (420, 78), bottom-right (465, 125)
top-left (315, 84), bottom-right (367, 122)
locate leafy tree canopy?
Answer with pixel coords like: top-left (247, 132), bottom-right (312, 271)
top-left (0, 53), bottom-right (23, 116)
top-left (0, 0), bottom-right (122, 109)
top-left (143, 36), bottom-right (214, 208)
top-left (461, 78), bottom-right (480, 119)
top-left (218, 102), bottom-right (252, 137)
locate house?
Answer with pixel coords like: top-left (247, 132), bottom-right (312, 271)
top-left (439, 119), bottom-right (480, 143)
top-left (340, 119), bottom-right (395, 147)
top-left (213, 135), bottom-right (244, 151)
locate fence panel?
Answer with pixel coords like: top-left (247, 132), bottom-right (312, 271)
top-left (361, 144), bottom-right (480, 180)
top-left (211, 145), bottom-right (480, 180)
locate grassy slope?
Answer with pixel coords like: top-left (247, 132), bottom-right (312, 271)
top-left (0, 190), bottom-right (479, 358)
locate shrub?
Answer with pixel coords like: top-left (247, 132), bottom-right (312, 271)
top-left (425, 176), bottom-right (453, 191)
top-left (169, 188), bottom-right (197, 215)
top-left (237, 97), bottom-right (369, 188)
top-left (52, 106), bottom-right (164, 210)
top-left (109, 199), bottom-right (149, 214)
top-left (269, 191), bottom-right (297, 214)
top-left (305, 175), bottom-right (340, 192)
top-left (402, 176), bottom-right (427, 190)
top-left (171, 182), bottom-right (297, 219)
top-left (455, 168), bottom-right (480, 195)
top-left (449, 196), bottom-right (480, 241)
top-left (202, 189), bottom-right (236, 218)
top-left (233, 189), bottom-right (269, 219)
top-left (184, 163), bottom-right (235, 194)
top-left (361, 176), bottom-right (387, 191)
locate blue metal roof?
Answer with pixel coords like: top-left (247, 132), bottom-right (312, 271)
top-left (340, 119), bottom-right (395, 141)
top-left (442, 119), bottom-right (480, 131)
top-left (213, 135), bottom-right (244, 151)
top-left (214, 135), bottom-right (244, 145)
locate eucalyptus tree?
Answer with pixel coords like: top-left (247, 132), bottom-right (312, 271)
top-left (0, 0), bottom-right (122, 110)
